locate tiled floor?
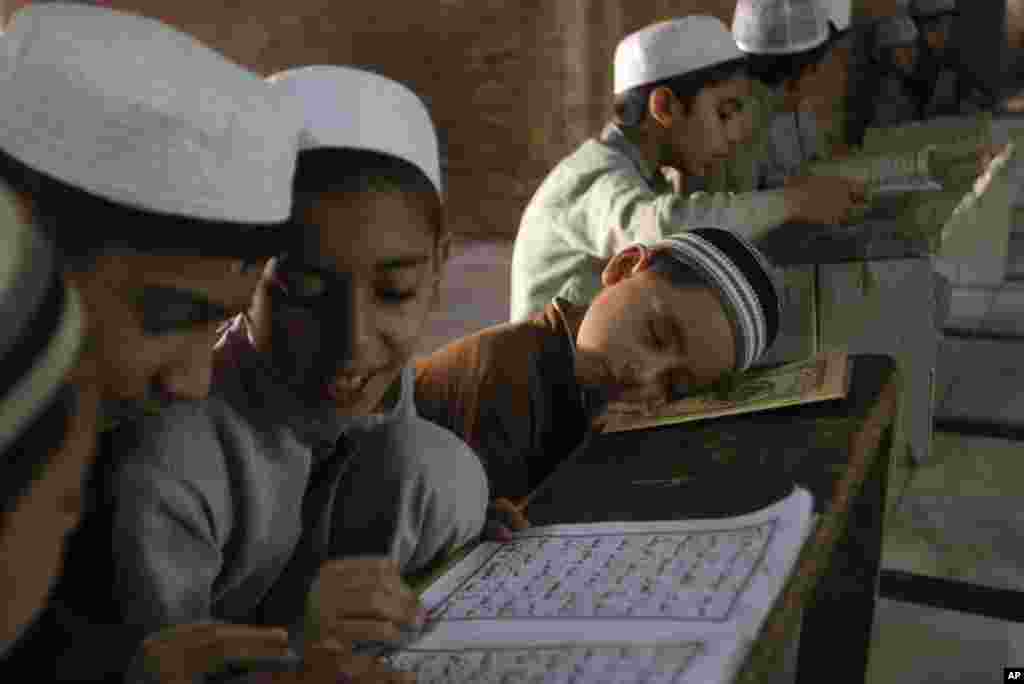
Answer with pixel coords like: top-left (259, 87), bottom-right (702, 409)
top-left (869, 431), bottom-right (1024, 682)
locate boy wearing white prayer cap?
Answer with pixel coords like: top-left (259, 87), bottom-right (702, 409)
top-left (866, 13), bottom-right (925, 126)
top-left (0, 4), bottom-right (371, 684)
top-left (0, 1), bottom-right (304, 422)
top-left (510, 15), bottom-right (865, 322)
top-left (907, 0), bottom-right (996, 118)
top-left (727, 0), bottom-right (864, 187)
top-left (103, 64), bottom-right (484, 684)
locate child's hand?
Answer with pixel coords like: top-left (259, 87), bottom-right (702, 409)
top-left (140, 622), bottom-right (292, 684)
top-left (258, 640), bottom-right (415, 684)
top-left (974, 143), bottom-right (1014, 195)
top-left (483, 498), bottom-right (531, 543)
top-left (977, 143), bottom-right (1009, 176)
top-left (307, 558), bottom-right (425, 648)
top-left (784, 175), bottom-right (868, 225)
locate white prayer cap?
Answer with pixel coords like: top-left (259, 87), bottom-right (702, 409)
top-left (909, 0), bottom-right (957, 19)
top-left (733, 0), bottom-right (831, 55)
top-left (0, 3), bottom-right (303, 224)
top-left (874, 14), bottom-right (919, 49)
top-left (268, 65), bottom-right (443, 200)
top-left (824, 0), bottom-right (853, 31)
top-left (613, 17), bottom-right (744, 95)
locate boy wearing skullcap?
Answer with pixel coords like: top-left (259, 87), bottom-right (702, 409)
top-left (105, 65), bottom-right (482, 683)
top-left (419, 227), bottom-right (781, 503)
top-left (510, 15), bottom-right (864, 321)
top-left (726, 0), bottom-right (862, 188)
top-left (0, 4), bottom-right (360, 684)
top-left (907, 0), bottom-right (995, 118)
top-left (0, 188), bottom-right (99, 659)
top-left (863, 14), bottom-right (925, 127)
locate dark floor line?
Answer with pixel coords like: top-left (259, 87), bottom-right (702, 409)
top-left (934, 418), bottom-right (1024, 442)
top-left (879, 570), bottom-right (1024, 623)
top-left (942, 327), bottom-right (1024, 342)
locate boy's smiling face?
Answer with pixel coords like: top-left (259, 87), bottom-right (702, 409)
top-left (253, 189), bottom-right (444, 415)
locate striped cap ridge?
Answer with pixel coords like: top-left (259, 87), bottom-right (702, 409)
top-left (652, 228), bottom-right (781, 372)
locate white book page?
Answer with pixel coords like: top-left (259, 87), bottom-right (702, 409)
top-left (387, 488), bottom-right (815, 683)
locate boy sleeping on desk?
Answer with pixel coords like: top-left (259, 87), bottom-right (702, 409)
top-left (416, 227), bottom-right (782, 534)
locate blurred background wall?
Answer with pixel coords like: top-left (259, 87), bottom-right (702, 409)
top-left (0, 0), bottom-right (1012, 239)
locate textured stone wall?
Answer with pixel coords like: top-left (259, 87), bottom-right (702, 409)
top-left (4, 0), bottom-right (947, 239)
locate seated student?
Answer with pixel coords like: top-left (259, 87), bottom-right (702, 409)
top-left (105, 65), bottom-right (485, 682)
top-left (0, 190), bottom-right (98, 657)
top-left (908, 0), bottom-right (996, 119)
top-left (867, 14), bottom-right (923, 127)
top-left (730, 0), bottom-right (857, 188)
top-left (510, 15), bottom-right (863, 321)
top-left (418, 227), bottom-right (781, 503)
top-left (0, 5), bottom-right (374, 683)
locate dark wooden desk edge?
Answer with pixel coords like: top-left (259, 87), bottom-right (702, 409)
top-left (519, 356), bottom-right (901, 682)
top-left (734, 360), bottom-right (901, 682)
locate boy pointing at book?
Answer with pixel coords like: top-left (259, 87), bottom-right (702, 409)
top-left (509, 15), bottom-right (865, 321)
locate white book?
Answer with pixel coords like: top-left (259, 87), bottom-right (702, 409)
top-left (385, 488), bottom-right (816, 683)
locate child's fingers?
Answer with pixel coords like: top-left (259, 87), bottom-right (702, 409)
top-left (141, 624), bottom-right (292, 684)
top-left (304, 641), bottom-right (415, 684)
top-left (315, 617), bottom-right (404, 646)
top-left (491, 498), bottom-right (531, 531)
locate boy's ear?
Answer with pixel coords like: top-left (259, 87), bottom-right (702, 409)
top-left (601, 244), bottom-right (651, 287)
top-left (648, 87), bottom-right (677, 129)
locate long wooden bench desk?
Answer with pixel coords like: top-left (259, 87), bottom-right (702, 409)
top-left (524, 354), bottom-right (901, 683)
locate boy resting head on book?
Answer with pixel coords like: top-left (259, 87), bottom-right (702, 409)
top-left (416, 227), bottom-right (781, 514)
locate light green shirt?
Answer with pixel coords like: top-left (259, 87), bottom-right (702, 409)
top-left (709, 80), bottom-right (837, 194)
top-left (509, 123), bottom-right (789, 321)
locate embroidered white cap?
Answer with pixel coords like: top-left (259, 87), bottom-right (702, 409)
top-left (733, 0), bottom-right (831, 55)
top-left (824, 0), bottom-right (853, 32)
top-left (0, 3), bottom-right (302, 224)
top-left (874, 14), bottom-right (919, 49)
top-left (268, 65), bottom-right (443, 200)
top-left (613, 16), bottom-right (744, 95)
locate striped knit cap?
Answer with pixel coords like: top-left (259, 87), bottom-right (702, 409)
top-left (0, 185), bottom-right (84, 457)
top-left (652, 228), bottom-right (781, 372)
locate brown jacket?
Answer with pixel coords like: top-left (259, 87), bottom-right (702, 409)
top-left (415, 299), bottom-right (592, 499)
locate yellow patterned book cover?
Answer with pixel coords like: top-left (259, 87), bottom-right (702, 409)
top-left (596, 349), bottom-right (850, 434)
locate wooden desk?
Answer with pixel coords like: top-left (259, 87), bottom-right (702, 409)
top-left (524, 354), bottom-right (901, 683)
top-left (757, 220), bottom-right (939, 467)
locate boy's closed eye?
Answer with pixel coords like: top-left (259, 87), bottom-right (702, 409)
top-left (137, 286), bottom-right (232, 336)
top-left (376, 259), bottom-right (431, 304)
